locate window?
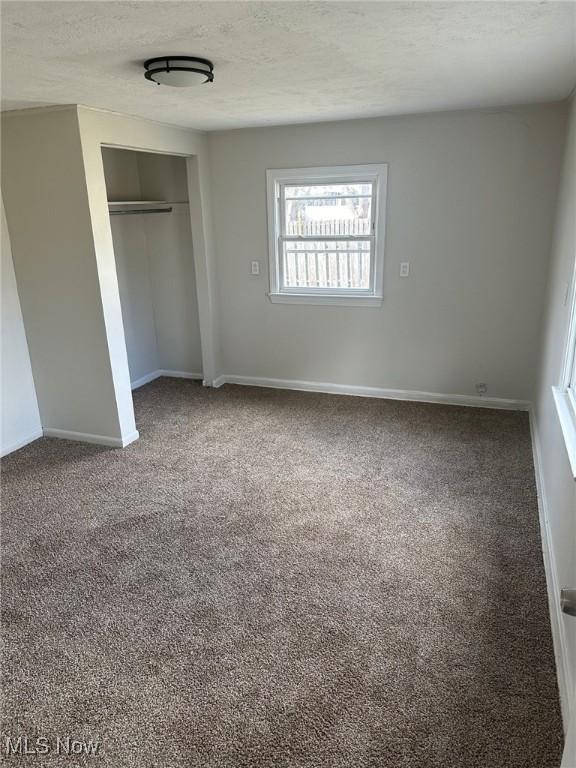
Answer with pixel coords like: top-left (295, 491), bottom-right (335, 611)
top-left (266, 164), bottom-right (387, 306)
top-left (553, 267), bottom-right (576, 478)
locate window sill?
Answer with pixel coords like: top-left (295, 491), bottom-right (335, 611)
top-left (552, 386), bottom-right (576, 479)
top-left (268, 293), bottom-right (383, 307)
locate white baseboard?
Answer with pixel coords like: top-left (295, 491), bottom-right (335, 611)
top-left (529, 408), bottom-right (572, 730)
top-left (43, 427), bottom-right (139, 448)
top-left (131, 369), bottom-right (203, 390)
top-left (0, 427), bottom-right (44, 457)
top-left (212, 374), bottom-right (530, 411)
top-left (130, 370), bottom-right (161, 389)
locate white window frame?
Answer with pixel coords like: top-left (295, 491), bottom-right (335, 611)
top-left (553, 259), bottom-right (576, 478)
top-left (266, 164), bottom-right (388, 307)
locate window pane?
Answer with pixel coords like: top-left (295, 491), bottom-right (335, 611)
top-left (282, 240), bottom-right (371, 290)
top-left (284, 193), bottom-right (372, 237)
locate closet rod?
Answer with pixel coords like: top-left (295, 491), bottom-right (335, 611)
top-left (109, 207), bottom-right (173, 216)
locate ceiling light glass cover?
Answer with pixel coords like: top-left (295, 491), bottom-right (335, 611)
top-left (144, 56), bottom-right (214, 87)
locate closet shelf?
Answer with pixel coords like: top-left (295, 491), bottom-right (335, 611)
top-left (108, 200), bottom-right (165, 205)
top-left (108, 200), bottom-right (173, 216)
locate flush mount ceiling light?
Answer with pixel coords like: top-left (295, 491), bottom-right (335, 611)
top-left (144, 56), bottom-right (214, 87)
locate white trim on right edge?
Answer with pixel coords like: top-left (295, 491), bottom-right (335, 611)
top-left (211, 374), bottom-right (530, 411)
top-left (553, 386), bottom-right (576, 479)
top-left (530, 408), bottom-right (573, 730)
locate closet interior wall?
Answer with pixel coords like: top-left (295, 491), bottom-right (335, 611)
top-left (102, 148), bottom-right (203, 387)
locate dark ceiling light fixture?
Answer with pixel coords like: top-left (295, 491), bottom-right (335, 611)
top-left (144, 56), bottom-right (214, 87)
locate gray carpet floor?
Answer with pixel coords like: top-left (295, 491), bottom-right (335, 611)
top-left (1, 379), bottom-right (562, 767)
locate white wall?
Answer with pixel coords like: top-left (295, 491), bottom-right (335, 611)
top-left (208, 104), bottom-right (566, 402)
top-left (533, 94), bottom-right (576, 734)
top-left (1, 106), bottom-right (134, 445)
top-left (1, 194), bottom-right (41, 455)
top-left (138, 152), bottom-right (189, 203)
top-left (102, 147), bottom-right (203, 385)
top-left (109, 214), bottom-right (159, 383)
top-left (144, 205), bottom-right (202, 375)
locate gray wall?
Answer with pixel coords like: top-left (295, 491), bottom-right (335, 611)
top-left (1, 195), bottom-right (41, 455)
top-left (208, 104), bottom-right (566, 400)
top-left (534, 94), bottom-right (576, 732)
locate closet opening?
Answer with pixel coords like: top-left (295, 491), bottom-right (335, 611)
top-left (101, 146), bottom-right (203, 405)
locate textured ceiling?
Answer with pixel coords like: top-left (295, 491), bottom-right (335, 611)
top-left (1, 1), bottom-right (575, 130)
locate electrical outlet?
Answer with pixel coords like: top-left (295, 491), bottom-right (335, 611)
top-left (400, 262), bottom-right (410, 277)
top-left (251, 261), bottom-right (260, 276)
top-left (475, 382), bottom-right (488, 395)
